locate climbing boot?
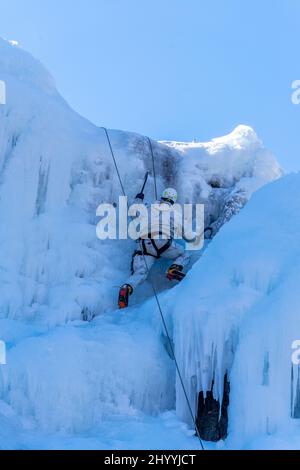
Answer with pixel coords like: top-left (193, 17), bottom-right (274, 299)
top-left (166, 264), bottom-right (185, 282)
top-left (118, 284), bottom-right (133, 309)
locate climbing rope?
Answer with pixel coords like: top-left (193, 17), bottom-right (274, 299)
top-left (101, 127), bottom-right (205, 451)
top-left (147, 137), bottom-right (158, 201)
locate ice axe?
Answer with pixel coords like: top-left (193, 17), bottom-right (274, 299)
top-left (135, 171), bottom-right (149, 200)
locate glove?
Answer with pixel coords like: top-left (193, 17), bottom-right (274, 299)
top-left (135, 193), bottom-right (145, 201)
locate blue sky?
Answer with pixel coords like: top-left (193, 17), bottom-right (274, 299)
top-left (0, 0), bottom-right (300, 171)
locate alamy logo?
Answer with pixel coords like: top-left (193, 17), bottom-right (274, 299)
top-left (291, 80), bottom-right (300, 105)
top-left (0, 340), bottom-right (6, 365)
top-left (96, 197), bottom-right (204, 251)
top-left (0, 80), bottom-right (6, 105)
top-left (292, 340), bottom-right (300, 365)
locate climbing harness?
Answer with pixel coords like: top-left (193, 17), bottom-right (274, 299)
top-left (130, 236), bottom-right (172, 274)
top-left (101, 127), bottom-right (205, 451)
top-left (141, 235), bottom-right (173, 259)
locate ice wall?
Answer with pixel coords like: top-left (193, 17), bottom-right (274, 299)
top-left (170, 173), bottom-right (300, 447)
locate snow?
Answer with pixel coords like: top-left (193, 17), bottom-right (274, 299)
top-left (1, 308), bottom-right (174, 433)
top-left (0, 404), bottom-right (205, 450)
top-left (0, 38), bottom-right (56, 96)
top-left (0, 37), bottom-right (297, 450)
top-left (162, 125), bottom-right (282, 191)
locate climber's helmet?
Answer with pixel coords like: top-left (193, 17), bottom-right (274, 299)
top-left (160, 188), bottom-right (178, 205)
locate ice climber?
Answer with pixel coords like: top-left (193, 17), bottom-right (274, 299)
top-left (118, 187), bottom-right (199, 309)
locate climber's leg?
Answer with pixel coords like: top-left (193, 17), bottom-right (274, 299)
top-left (118, 252), bottom-right (156, 309)
top-left (162, 240), bottom-right (190, 267)
top-left (127, 253), bottom-right (156, 290)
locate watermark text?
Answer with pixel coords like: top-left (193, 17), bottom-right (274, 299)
top-left (0, 80), bottom-right (6, 105)
top-left (0, 340), bottom-right (6, 365)
top-left (291, 80), bottom-right (300, 105)
top-left (291, 340), bottom-right (300, 365)
top-left (96, 197), bottom-right (204, 251)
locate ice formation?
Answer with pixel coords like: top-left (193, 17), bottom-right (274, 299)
top-left (1, 38), bottom-right (296, 450)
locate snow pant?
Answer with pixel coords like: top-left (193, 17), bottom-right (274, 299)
top-left (127, 239), bottom-right (189, 290)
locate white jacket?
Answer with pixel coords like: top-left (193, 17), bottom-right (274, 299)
top-left (131, 200), bottom-right (197, 241)
top-left (145, 200), bottom-right (182, 240)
